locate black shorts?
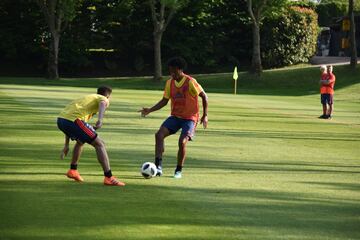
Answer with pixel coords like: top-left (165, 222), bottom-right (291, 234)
top-left (57, 118), bottom-right (97, 144)
top-left (321, 94), bottom-right (333, 105)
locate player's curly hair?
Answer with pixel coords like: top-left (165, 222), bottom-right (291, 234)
top-left (97, 86), bottom-right (112, 96)
top-left (167, 57), bottom-right (187, 70)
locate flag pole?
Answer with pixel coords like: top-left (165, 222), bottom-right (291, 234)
top-left (234, 79), bottom-right (237, 95)
top-left (233, 66), bottom-right (238, 95)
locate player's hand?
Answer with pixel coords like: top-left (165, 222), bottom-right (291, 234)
top-left (200, 115), bottom-right (208, 129)
top-left (60, 145), bottom-right (69, 160)
top-left (94, 120), bottom-right (103, 130)
top-left (138, 107), bottom-right (151, 117)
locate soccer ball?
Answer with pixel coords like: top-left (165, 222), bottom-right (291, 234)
top-left (141, 162), bottom-right (157, 179)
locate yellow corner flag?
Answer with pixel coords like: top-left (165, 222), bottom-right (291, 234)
top-left (233, 66), bottom-right (238, 81)
top-left (233, 66), bottom-right (238, 95)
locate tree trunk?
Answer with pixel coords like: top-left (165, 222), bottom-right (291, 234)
top-left (48, 31), bottom-right (60, 79)
top-left (149, 1), bottom-right (177, 82)
top-left (251, 22), bottom-right (262, 74)
top-left (349, 0), bottom-right (357, 68)
top-left (153, 31), bottom-right (163, 81)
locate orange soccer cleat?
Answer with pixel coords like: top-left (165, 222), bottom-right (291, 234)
top-left (66, 169), bottom-right (84, 182)
top-left (104, 176), bottom-right (125, 186)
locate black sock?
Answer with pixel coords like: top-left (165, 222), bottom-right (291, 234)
top-left (104, 170), bottom-right (112, 178)
top-left (155, 157), bottom-right (162, 168)
top-left (175, 165), bottom-right (182, 173)
top-left (70, 164), bottom-right (77, 170)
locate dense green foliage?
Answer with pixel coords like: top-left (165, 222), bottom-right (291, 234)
top-left (0, 0), bottom-right (324, 77)
top-left (2, 1), bottom-right (353, 75)
top-left (262, 6), bottom-right (318, 68)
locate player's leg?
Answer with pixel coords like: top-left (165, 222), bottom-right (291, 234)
top-left (91, 137), bottom-right (125, 186)
top-left (319, 94), bottom-right (327, 118)
top-left (174, 119), bottom-right (196, 179)
top-left (91, 137), bottom-right (110, 172)
top-left (57, 118), bottom-right (86, 182)
top-left (71, 141), bottom-right (84, 166)
top-left (155, 116), bottom-right (181, 176)
top-left (174, 135), bottom-right (190, 179)
top-left (155, 126), bottom-right (171, 161)
top-left (327, 94), bottom-right (333, 119)
top-left (328, 104), bottom-right (333, 118)
top-left (66, 140), bottom-right (85, 182)
top-left (64, 119), bottom-right (98, 182)
top-left (154, 126), bottom-right (171, 176)
top-left (322, 104), bottom-right (327, 116)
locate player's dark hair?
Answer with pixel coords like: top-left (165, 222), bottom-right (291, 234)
top-left (97, 86), bottom-right (112, 96)
top-left (167, 57), bottom-right (187, 70)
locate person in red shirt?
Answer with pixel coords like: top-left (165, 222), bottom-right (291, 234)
top-left (138, 57), bottom-right (208, 179)
top-left (319, 65), bottom-right (336, 119)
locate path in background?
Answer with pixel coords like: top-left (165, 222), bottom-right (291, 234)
top-left (310, 56), bottom-right (360, 66)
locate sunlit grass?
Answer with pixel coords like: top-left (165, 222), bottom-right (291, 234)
top-left (0, 78), bottom-right (359, 240)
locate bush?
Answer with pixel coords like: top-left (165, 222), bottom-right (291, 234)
top-left (261, 6), bottom-right (318, 68)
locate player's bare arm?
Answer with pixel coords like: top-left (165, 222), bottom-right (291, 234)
top-left (199, 91), bottom-right (208, 129)
top-left (95, 100), bottom-right (107, 129)
top-left (61, 135), bottom-right (70, 159)
top-left (139, 97), bottom-right (169, 117)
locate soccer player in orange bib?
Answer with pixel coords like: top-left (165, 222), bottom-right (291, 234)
top-left (139, 57), bottom-right (208, 178)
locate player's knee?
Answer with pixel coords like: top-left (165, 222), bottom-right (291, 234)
top-left (178, 137), bottom-right (188, 148)
top-left (155, 131), bottom-right (164, 140)
top-left (92, 137), bottom-right (105, 148)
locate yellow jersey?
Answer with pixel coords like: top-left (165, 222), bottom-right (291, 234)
top-left (59, 94), bottom-right (109, 122)
top-left (163, 75), bottom-right (203, 99)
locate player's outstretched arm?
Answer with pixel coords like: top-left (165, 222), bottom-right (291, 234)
top-left (199, 91), bottom-right (208, 129)
top-left (60, 135), bottom-right (70, 160)
top-left (138, 97), bottom-right (169, 117)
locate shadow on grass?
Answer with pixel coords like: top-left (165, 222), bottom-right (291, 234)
top-left (1, 131), bottom-right (359, 239)
top-left (186, 157), bottom-right (360, 174)
top-left (0, 178), bottom-right (359, 240)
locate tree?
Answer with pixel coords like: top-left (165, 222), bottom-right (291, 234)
top-left (349, 0), bottom-right (357, 68)
top-left (149, 0), bottom-right (185, 81)
top-left (35, 0), bottom-right (79, 79)
top-left (246, 0), bottom-right (286, 74)
top-left (262, 6), bottom-right (318, 68)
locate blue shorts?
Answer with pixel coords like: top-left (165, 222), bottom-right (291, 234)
top-left (57, 118), bottom-right (97, 144)
top-left (321, 94), bottom-right (333, 105)
top-left (162, 116), bottom-right (197, 140)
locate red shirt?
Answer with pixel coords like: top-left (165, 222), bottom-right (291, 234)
top-left (320, 73), bottom-right (335, 94)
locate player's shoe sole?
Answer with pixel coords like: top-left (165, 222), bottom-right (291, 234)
top-left (104, 176), bottom-right (125, 186)
top-left (66, 169), bottom-right (84, 182)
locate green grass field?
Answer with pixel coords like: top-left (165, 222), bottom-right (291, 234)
top-left (0, 66), bottom-right (359, 240)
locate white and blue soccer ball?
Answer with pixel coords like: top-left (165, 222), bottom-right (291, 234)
top-left (141, 162), bottom-right (157, 179)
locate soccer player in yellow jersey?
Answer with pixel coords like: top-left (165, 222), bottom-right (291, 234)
top-left (57, 86), bottom-right (125, 186)
top-left (139, 57), bottom-right (208, 179)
